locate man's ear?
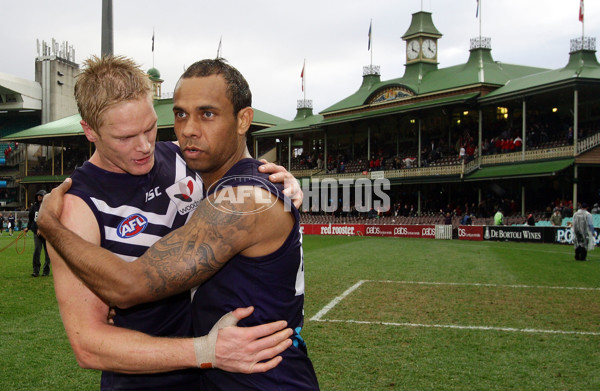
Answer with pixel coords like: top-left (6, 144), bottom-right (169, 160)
top-left (236, 107), bottom-right (254, 136)
top-left (81, 120), bottom-right (99, 143)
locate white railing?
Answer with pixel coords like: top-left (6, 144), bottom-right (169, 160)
top-left (463, 159), bottom-right (480, 175)
top-left (481, 146), bottom-right (573, 165)
top-left (291, 168), bottom-right (323, 177)
top-left (577, 132), bottom-right (600, 154)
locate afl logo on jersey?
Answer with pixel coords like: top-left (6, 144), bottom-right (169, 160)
top-left (117, 214), bottom-right (148, 238)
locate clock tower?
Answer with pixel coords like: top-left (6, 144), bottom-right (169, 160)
top-left (401, 11), bottom-right (442, 80)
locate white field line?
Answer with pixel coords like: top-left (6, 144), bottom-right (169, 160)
top-left (372, 280), bottom-right (600, 291)
top-left (313, 318), bottom-right (600, 336)
top-left (310, 280), bottom-right (367, 321)
top-left (310, 280), bottom-right (600, 336)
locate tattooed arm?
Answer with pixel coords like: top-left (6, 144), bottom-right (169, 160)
top-left (38, 180), bottom-right (293, 308)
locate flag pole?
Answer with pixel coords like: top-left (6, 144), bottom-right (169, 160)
top-left (152, 28), bottom-right (155, 67)
top-left (582, 0), bottom-right (585, 41)
top-left (368, 19), bottom-right (373, 68)
top-left (301, 59), bottom-right (306, 102)
top-left (479, 0), bottom-right (482, 41)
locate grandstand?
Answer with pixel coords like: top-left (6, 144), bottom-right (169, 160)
top-left (253, 10), bottom-right (600, 218)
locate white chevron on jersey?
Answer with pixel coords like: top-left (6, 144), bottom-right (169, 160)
top-left (90, 197), bottom-right (181, 229)
top-left (115, 254), bottom-right (138, 263)
top-left (104, 226), bottom-right (164, 248)
top-left (295, 231), bottom-right (305, 296)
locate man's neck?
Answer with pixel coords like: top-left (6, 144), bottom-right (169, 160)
top-left (200, 148), bottom-right (252, 189)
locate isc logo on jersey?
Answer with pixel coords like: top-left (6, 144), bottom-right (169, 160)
top-left (165, 176), bottom-right (204, 215)
top-left (117, 214), bottom-right (148, 238)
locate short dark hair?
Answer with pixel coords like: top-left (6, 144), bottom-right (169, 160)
top-left (179, 58), bottom-right (251, 116)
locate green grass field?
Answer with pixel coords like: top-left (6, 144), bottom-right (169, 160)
top-left (1, 233), bottom-right (599, 390)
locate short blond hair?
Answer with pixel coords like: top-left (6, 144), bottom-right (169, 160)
top-left (75, 55), bottom-right (152, 132)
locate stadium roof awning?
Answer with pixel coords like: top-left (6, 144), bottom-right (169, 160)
top-left (1, 114), bottom-right (82, 141)
top-left (320, 92), bottom-right (479, 126)
top-left (465, 158), bottom-right (574, 181)
top-left (19, 175), bottom-right (70, 184)
top-left (2, 99), bottom-right (286, 143)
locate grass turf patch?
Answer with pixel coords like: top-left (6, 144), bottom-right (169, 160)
top-left (1, 233), bottom-right (599, 390)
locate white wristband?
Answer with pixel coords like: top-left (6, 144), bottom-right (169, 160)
top-left (194, 311), bottom-right (239, 369)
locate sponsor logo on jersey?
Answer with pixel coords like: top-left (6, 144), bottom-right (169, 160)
top-left (174, 179), bottom-right (195, 202)
top-left (117, 214), bottom-right (148, 238)
top-left (166, 176), bottom-right (204, 215)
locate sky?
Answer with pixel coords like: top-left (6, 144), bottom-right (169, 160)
top-left (1, 0), bottom-right (599, 121)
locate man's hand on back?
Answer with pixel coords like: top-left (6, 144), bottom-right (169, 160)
top-left (258, 160), bottom-right (303, 209)
top-left (37, 178), bottom-right (72, 236)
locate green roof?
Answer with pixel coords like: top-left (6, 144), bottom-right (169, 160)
top-left (402, 11), bottom-right (442, 39)
top-left (465, 158), bottom-right (574, 180)
top-left (321, 92), bottom-right (479, 126)
top-left (480, 50), bottom-right (600, 102)
top-left (416, 50), bottom-right (547, 93)
top-left (1, 113), bottom-right (83, 141)
top-left (1, 98), bottom-right (286, 142)
top-left (321, 49), bottom-right (547, 115)
top-left (253, 107), bottom-right (323, 137)
top-left (251, 108), bottom-right (288, 127)
top-left (154, 98), bottom-right (175, 128)
top-left (147, 67), bottom-right (161, 81)
top-left (321, 73), bottom-right (389, 114)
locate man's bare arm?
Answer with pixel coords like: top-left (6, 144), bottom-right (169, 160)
top-left (51, 191), bottom-right (292, 374)
top-left (38, 180), bottom-right (282, 309)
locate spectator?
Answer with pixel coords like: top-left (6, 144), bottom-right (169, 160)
top-left (550, 208), bottom-right (563, 226)
top-left (7, 213), bottom-right (15, 236)
top-left (567, 126), bottom-right (574, 145)
top-left (494, 208), bottom-right (504, 226)
top-left (367, 207), bottom-right (378, 219)
top-left (525, 214), bottom-right (535, 226)
top-left (25, 190), bottom-right (51, 277)
top-left (573, 203), bottom-right (595, 261)
top-left (466, 144), bottom-right (475, 162)
top-left (460, 213), bottom-right (472, 225)
top-left (443, 212), bottom-right (452, 225)
top-left (514, 136), bottom-right (522, 152)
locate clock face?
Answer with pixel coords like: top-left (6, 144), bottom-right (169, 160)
top-left (422, 39), bottom-right (437, 59)
top-left (407, 40), bottom-right (420, 60)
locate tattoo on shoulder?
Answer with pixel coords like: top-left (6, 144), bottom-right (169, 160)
top-left (137, 195), bottom-right (258, 297)
top-left (196, 198), bottom-right (243, 226)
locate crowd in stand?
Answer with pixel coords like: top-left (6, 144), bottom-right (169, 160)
top-left (28, 148), bottom-right (88, 176)
top-left (289, 120), bottom-right (599, 174)
top-left (299, 194), bottom-right (600, 229)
